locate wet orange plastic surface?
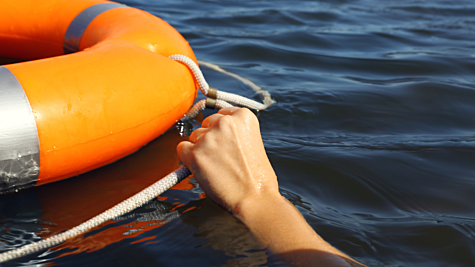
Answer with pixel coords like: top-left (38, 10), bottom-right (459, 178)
top-left (0, 0), bottom-right (198, 184)
top-left (0, 0), bottom-right (107, 60)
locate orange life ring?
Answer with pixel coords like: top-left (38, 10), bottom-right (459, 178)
top-left (0, 0), bottom-right (198, 193)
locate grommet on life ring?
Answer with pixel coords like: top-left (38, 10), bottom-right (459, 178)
top-left (0, 0), bottom-right (198, 194)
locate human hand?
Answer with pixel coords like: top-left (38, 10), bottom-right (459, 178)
top-left (177, 107), bottom-right (366, 267)
top-left (176, 107), bottom-right (279, 214)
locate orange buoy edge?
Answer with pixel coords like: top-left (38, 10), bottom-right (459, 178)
top-left (0, 0), bottom-right (198, 193)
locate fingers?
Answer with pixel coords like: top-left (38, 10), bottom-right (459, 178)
top-left (219, 107), bottom-right (255, 123)
top-left (189, 127), bottom-right (208, 143)
top-left (176, 141), bottom-right (193, 166)
top-left (218, 106), bottom-right (241, 115)
top-left (201, 113), bottom-right (223, 128)
top-left (191, 110), bottom-right (231, 143)
top-left (202, 107), bottom-right (245, 129)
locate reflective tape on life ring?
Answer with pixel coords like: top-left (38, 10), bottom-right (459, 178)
top-left (0, 0), bottom-right (198, 191)
top-left (63, 3), bottom-right (126, 54)
top-left (0, 67), bottom-right (40, 194)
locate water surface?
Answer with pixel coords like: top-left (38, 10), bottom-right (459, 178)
top-left (1, 0), bottom-right (475, 266)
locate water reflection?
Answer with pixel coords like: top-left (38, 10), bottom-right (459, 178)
top-left (0, 129), bottom-right (192, 264)
top-left (0, 128), bottom-right (267, 266)
top-left (3, 0), bottom-right (475, 265)
top-left (180, 198), bottom-right (267, 266)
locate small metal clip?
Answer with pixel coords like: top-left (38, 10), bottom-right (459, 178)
top-left (176, 120), bottom-right (193, 137)
top-left (208, 87), bottom-right (218, 99)
top-left (205, 97), bottom-right (216, 109)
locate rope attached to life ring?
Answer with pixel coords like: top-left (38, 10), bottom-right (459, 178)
top-left (0, 55), bottom-right (273, 263)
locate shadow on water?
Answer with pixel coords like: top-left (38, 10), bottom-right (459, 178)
top-left (0, 129), bottom-right (267, 267)
top-left (2, 0), bottom-right (475, 266)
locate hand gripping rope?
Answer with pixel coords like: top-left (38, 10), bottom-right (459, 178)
top-left (0, 55), bottom-right (273, 263)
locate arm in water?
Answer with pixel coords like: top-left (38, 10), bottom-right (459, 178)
top-left (177, 107), bottom-right (366, 267)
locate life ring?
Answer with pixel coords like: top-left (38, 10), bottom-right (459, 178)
top-left (0, 0), bottom-right (198, 194)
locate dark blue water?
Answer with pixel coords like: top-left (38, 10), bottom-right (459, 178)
top-left (2, 0), bottom-right (475, 266)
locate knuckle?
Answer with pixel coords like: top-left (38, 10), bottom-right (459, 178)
top-left (237, 108), bottom-right (259, 125)
top-left (220, 115), bottom-right (234, 124)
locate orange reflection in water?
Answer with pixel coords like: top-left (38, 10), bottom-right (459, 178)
top-left (55, 220), bottom-right (166, 258)
top-left (35, 129), bottom-right (195, 257)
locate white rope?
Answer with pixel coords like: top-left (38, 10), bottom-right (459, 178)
top-left (169, 54), bottom-right (209, 95)
top-left (172, 54), bottom-right (273, 120)
top-left (216, 90), bottom-right (268, 111)
top-left (182, 98), bottom-right (234, 121)
top-left (198, 60), bottom-right (275, 108)
top-left (0, 167), bottom-right (191, 263)
top-left (0, 55), bottom-right (274, 263)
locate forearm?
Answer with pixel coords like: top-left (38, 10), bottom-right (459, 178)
top-left (236, 192), bottom-right (365, 267)
top-left (177, 107), bottom-right (365, 266)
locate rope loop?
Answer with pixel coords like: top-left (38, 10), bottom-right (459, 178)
top-left (169, 54), bottom-right (273, 120)
top-left (169, 54), bottom-right (209, 96)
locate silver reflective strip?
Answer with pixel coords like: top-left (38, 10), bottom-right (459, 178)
top-left (0, 67), bottom-right (40, 194)
top-left (63, 3), bottom-right (126, 54)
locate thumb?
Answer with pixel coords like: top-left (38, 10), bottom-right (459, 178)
top-left (177, 141), bottom-right (194, 169)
